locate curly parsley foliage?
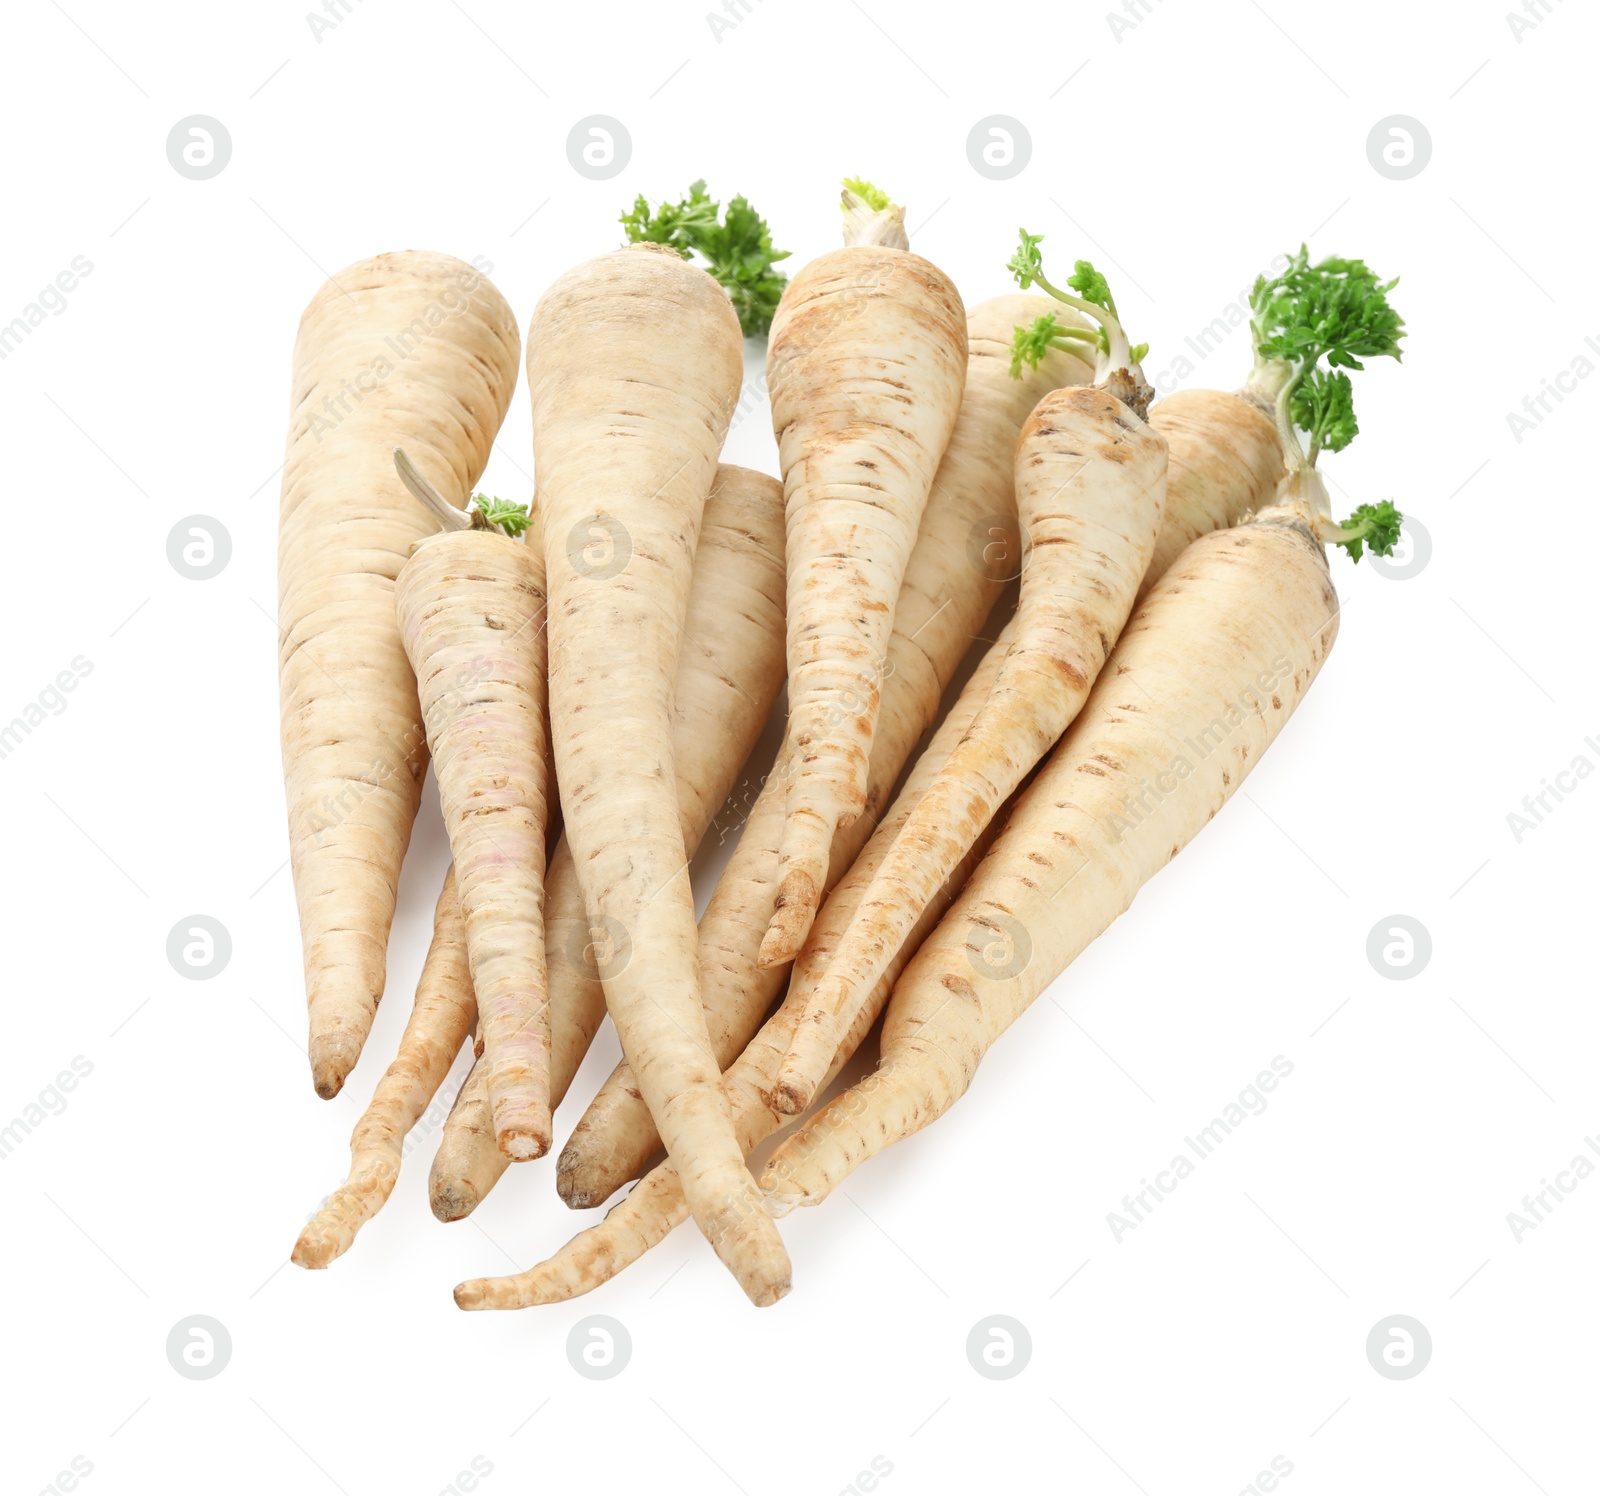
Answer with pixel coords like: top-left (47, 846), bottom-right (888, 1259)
top-left (469, 493), bottom-right (532, 538)
top-left (1289, 367), bottom-right (1359, 462)
top-left (1251, 246), bottom-right (1405, 378)
top-left (1005, 230), bottom-right (1145, 376)
top-left (1248, 246), bottom-right (1407, 562)
top-left (1249, 245), bottom-right (1403, 463)
top-left (621, 180), bottom-right (790, 337)
top-left (1333, 500), bottom-right (1403, 562)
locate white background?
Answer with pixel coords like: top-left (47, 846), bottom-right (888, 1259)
top-left (2, 1), bottom-right (1595, 1493)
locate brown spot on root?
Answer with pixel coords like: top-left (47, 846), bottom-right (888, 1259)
top-left (941, 972), bottom-right (979, 1003)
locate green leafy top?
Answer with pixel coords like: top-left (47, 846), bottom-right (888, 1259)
top-left (1289, 367), bottom-right (1358, 463)
top-left (1246, 246), bottom-right (1406, 561)
top-left (1248, 246), bottom-right (1403, 461)
top-left (468, 493), bottom-right (532, 538)
top-left (1330, 500), bottom-right (1402, 562)
top-left (1009, 313), bottom-right (1083, 379)
top-left (621, 179), bottom-right (790, 337)
top-left (1005, 230), bottom-right (1150, 408)
top-left (841, 176), bottom-right (891, 212)
top-left (1251, 246), bottom-right (1405, 378)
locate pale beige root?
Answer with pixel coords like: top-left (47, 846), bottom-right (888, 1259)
top-left (559, 617), bottom-right (1017, 1208)
top-left (396, 530), bottom-right (551, 1159)
top-left (453, 759), bottom-right (1015, 1309)
top-left (555, 297), bottom-right (1095, 1205)
top-left (279, 251), bottom-right (519, 1098)
top-left (773, 385), bottom-right (1168, 1112)
top-left (759, 224), bottom-right (969, 966)
top-left (780, 617), bottom-right (1017, 1030)
top-left (530, 245), bottom-right (788, 1306)
top-left (1142, 387), bottom-right (1284, 597)
top-left (547, 465), bottom-right (786, 1196)
top-left (456, 925), bottom-right (860, 1307)
top-left (429, 1052), bottom-right (500, 1222)
top-left (543, 462), bottom-right (789, 1128)
top-left (427, 465), bottom-right (787, 1217)
top-left (294, 865), bottom-right (476, 1266)
top-left (760, 505), bottom-right (1340, 1207)
top-left (670, 467), bottom-right (789, 836)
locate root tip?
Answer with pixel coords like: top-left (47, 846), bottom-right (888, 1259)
top-left (554, 1156), bottom-right (600, 1211)
top-left (749, 1275), bottom-right (793, 1309)
top-left (771, 1079), bottom-right (812, 1116)
top-left (759, 887), bottom-right (816, 967)
top-left (497, 1128), bottom-right (550, 1163)
top-left (430, 1183), bottom-right (481, 1223)
top-left (309, 1034), bottom-right (359, 1099)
